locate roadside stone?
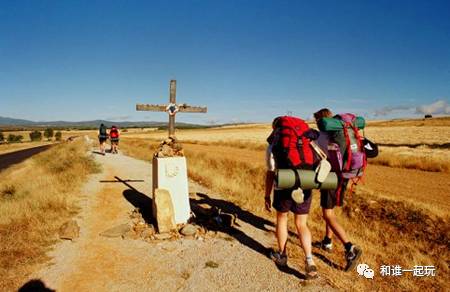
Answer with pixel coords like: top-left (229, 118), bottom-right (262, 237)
top-left (59, 220), bottom-right (80, 240)
top-left (153, 188), bottom-right (176, 233)
top-left (130, 208), bottom-right (142, 219)
top-left (160, 144), bottom-right (174, 157)
top-left (100, 224), bottom-right (131, 238)
top-left (180, 224), bottom-right (198, 236)
top-left (121, 229), bottom-right (139, 240)
top-left (154, 233), bottom-right (172, 240)
top-left (141, 227), bottom-right (155, 239)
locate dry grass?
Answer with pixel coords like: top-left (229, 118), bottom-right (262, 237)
top-left (121, 136), bottom-right (449, 291)
top-left (0, 140), bottom-right (99, 291)
top-left (371, 146), bottom-right (450, 172)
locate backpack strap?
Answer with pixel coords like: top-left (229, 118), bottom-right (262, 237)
top-left (342, 121), bottom-right (353, 171)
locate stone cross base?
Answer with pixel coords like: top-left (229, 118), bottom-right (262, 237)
top-left (152, 157), bottom-right (191, 224)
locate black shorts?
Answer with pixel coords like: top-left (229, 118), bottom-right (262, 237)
top-left (99, 138), bottom-right (107, 143)
top-left (110, 138), bottom-right (119, 144)
top-left (273, 188), bottom-right (312, 215)
top-left (320, 179), bottom-right (349, 209)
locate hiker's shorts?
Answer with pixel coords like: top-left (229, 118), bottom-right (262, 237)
top-left (273, 188), bottom-right (312, 215)
top-left (320, 179), bottom-right (349, 209)
top-left (99, 137), bottom-right (107, 143)
top-left (110, 138), bottom-right (119, 144)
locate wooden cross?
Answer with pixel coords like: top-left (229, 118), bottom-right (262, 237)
top-left (136, 80), bottom-right (207, 137)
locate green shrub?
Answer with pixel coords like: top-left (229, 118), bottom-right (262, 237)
top-left (29, 130), bottom-right (42, 142)
top-left (7, 134), bottom-right (23, 143)
top-left (55, 131), bottom-right (62, 141)
top-left (44, 128), bottom-right (54, 141)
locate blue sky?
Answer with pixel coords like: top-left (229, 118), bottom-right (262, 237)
top-left (0, 0), bottom-right (449, 124)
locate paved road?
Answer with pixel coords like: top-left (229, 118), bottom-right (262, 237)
top-left (0, 144), bottom-right (53, 172)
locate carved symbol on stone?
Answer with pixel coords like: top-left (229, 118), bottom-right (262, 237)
top-left (165, 163), bottom-right (180, 177)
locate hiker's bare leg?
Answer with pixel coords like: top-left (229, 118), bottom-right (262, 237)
top-left (295, 213), bottom-right (317, 278)
top-left (322, 208), bottom-right (349, 244)
top-left (326, 223), bottom-right (333, 239)
top-left (276, 211), bottom-right (288, 253)
top-left (294, 214), bottom-right (313, 257)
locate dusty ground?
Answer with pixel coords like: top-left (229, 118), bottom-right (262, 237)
top-left (27, 149), bottom-right (333, 291)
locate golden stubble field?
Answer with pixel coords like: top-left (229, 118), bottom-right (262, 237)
top-left (119, 117), bottom-right (450, 291)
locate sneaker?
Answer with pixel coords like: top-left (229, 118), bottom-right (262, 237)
top-left (321, 240), bottom-right (333, 252)
top-left (270, 251), bottom-right (287, 267)
top-left (305, 262), bottom-right (319, 280)
top-left (345, 245), bottom-right (362, 272)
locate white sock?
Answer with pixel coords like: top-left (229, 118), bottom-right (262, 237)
top-left (306, 255), bottom-right (314, 265)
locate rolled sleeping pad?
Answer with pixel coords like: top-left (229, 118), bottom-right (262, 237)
top-left (276, 169), bottom-right (338, 190)
top-left (318, 116), bottom-right (365, 131)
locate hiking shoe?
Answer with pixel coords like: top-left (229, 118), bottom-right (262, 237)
top-left (345, 245), bottom-right (362, 272)
top-left (270, 251), bottom-right (287, 266)
top-left (305, 262), bottom-right (319, 280)
top-left (320, 240), bottom-right (333, 252)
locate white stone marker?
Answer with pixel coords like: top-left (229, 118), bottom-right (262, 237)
top-left (152, 157), bottom-right (190, 224)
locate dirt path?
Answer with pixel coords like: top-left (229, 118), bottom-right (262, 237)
top-left (29, 150), bottom-right (332, 291)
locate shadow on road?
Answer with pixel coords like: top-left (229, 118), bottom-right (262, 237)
top-left (18, 279), bottom-right (55, 292)
top-left (190, 192), bottom-right (306, 280)
top-left (123, 188), bottom-right (154, 224)
top-left (192, 192), bottom-right (274, 232)
top-left (99, 175), bottom-right (153, 224)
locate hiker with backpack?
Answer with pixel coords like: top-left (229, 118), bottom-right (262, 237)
top-left (98, 123), bottom-right (108, 155)
top-left (313, 108), bottom-right (364, 272)
top-left (109, 125), bottom-right (120, 154)
top-left (264, 116), bottom-right (320, 280)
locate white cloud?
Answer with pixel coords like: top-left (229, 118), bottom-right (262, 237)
top-left (416, 100), bottom-right (450, 115)
top-left (373, 105), bottom-right (413, 116)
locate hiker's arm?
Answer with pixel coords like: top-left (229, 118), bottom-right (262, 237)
top-left (265, 170), bottom-right (274, 212)
top-left (265, 170), bottom-right (275, 197)
top-left (265, 145), bottom-right (275, 211)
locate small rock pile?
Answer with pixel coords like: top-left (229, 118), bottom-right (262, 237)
top-left (154, 136), bottom-right (184, 158)
top-left (190, 204), bottom-right (237, 231)
top-left (125, 208), bottom-right (208, 241)
top-left (97, 206), bottom-right (238, 243)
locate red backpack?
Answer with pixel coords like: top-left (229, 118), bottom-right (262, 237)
top-left (268, 116), bottom-right (314, 168)
top-left (110, 128), bottom-right (119, 139)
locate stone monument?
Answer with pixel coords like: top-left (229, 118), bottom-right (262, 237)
top-left (136, 80), bottom-right (207, 225)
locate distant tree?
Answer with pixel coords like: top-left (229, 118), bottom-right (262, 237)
top-left (0, 131), bottom-right (4, 142)
top-left (15, 135), bottom-right (23, 143)
top-left (7, 134), bottom-right (23, 143)
top-left (44, 128), bottom-right (54, 141)
top-left (29, 130), bottom-right (42, 141)
top-left (55, 131), bottom-right (62, 141)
